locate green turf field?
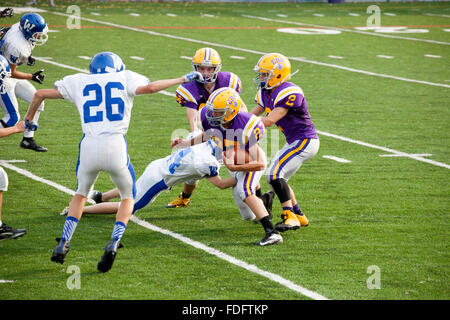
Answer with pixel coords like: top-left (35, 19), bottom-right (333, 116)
top-left (0, 0), bottom-right (448, 301)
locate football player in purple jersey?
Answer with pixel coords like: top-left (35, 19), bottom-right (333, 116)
top-left (251, 53), bottom-right (320, 232)
top-left (172, 87), bottom-right (282, 246)
top-left (167, 47), bottom-right (244, 209)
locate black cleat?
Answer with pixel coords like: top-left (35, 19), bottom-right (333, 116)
top-left (20, 137), bottom-right (47, 152)
top-left (51, 237), bottom-right (70, 264)
top-left (261, 191), bottom-right (275, 220)
top-left (0, 224), bottom-right (27, 241)
top-left (97, 239), bottom-right (123, 273)
top-left (91, 190), bottom-right (103, 204)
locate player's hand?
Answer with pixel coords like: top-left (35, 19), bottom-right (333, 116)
top-left (183, 71), bottom-right (203, 83)
top-left (31, 69), bottom-right (45, 84)
top-left (25, 120), bottom-right (38, 131)
top-left (14, 121), bottom-right (25, 133)
top-left (27, 56), bottom-right (35, 66)
top-left (0, 8), bottom-right (13, 18)
top-left (222, 150), bottom-right (237, 171)
top-left (171, 137), bottom-right (186, 149)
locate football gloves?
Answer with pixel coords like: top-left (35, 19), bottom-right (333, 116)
top-left (183, 71), bottom-right (203, 83)
top-left (0, 8), bottom-right (13, 18)
top-left (31, 69), bottom-right (45, 84)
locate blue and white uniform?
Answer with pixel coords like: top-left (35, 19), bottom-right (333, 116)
top-left (0, 167), bottom-right (8, 192)
top-left (54, 70), bottom-right (150, 199)
top-left (133, 140), bottom-right (220, 213)
top-left (0, 23), bottom-right (43, 131)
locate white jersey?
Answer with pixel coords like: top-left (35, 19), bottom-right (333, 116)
top-left (0, 23), bottom-right (33, 66)
top-left (54, 70), bottom-right (149, 136)
top-left (162, 140), bottom-right (220, 187)
top-left (132, 141), bottom-right (221, 212)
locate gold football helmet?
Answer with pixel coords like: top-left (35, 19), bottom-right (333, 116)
top-left (205, 87), bottom-right (242, 127)
top-left (192, 47), bottom-right (222, 83)
top-left (253, 53), bottom-right (296, 90)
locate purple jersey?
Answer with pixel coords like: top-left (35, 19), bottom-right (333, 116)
top-left (176, 72), bottom-right (242, 110)
top-left (255, 82), bottom-right (317, 144)
top-left (197, 108), bottom-right (265, 152)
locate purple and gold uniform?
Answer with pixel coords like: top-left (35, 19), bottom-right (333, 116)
top-left (197, 108), bottom-right (266, 221)
top-left (255, 82), bottom-right (320, 182)
top-left (176, 72), bottom-right (241, 111)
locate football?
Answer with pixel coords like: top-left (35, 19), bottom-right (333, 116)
top-left (233, 147), bottom-right (250, 165)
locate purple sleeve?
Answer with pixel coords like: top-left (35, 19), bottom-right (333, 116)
top-left (244, 119), bottom-right (265, 151)
top-left (276, 93), bottom-right (305, 110)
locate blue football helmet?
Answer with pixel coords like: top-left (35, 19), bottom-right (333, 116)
top-left (0, 55), bottom-right (11, 94)
top-left (19, 13), bottom-right (48, 46)
top-left (89, 52), bottom-right (125, 74)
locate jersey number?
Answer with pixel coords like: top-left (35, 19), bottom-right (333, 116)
top-left (285, 94), bottom-right (296, 107)
top-left (83, 82), bottom-right (125, 123)
top-left (168, 147), bottom-right (192, 174)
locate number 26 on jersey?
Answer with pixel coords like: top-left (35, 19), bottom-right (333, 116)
top-left (83, 82), bottom-right (125, 123)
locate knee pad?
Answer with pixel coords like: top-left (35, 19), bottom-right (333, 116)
top-left (269, 178), bottom-right (291, 203)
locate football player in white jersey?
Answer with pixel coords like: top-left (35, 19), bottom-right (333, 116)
top-left (0, 12), bottom-right (49, 152)
top-left (60, 140), bottom-right (236, 216)
top-left (0, 53), bottom-right (27, 241)
top-left (24, 51), bottom-right (203, 272)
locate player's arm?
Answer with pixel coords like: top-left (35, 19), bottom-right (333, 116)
top-left (249, 104), bottom-right (264, 116)
top-left (186, 107), bottom-right (197, 132)
top-left (0, 121), bottom-right (24, 138)
top-left (171, 131), bottom-right (205, 149)
top-left (9, 64), bottom-right (32, 80)
top-left (135, 72), bottom-right (203, 95)
top-left (222, 144), bottom-right (266, 172)
top-left (9, 64), bottom-right (45, 83)
top-left (261, 107), bottom-right (288, 127)
top-left (24, 88), bottom-right (63, 123)
top-left (206, 175), bottom-right (237, 190)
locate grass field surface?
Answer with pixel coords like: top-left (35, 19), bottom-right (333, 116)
top-left (0, 0), bottom-right (448, 304)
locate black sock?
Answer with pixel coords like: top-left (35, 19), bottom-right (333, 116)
top-left (259, 216), bottom-right (275, 234)
top-left (255, 188), bottom-right (262, 198)
top-left (182, 192), bottom-right (191, 199)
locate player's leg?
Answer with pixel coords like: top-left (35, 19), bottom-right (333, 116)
top-left (254, 184), bottom-right (274, 219)
top-left (97, 135), bottom-right (135, 273)
top-left (234, 170), bottom-right (282, 246)
top-left (166, 181), bottom-right (196, 208)
top-left (288, 185), bottom-right (309, 227)
top-left (51, 135), bottom-right (98, 264)
top-left (266, 142), bottom-right (301, 231)
top-left (88, 187), bottom-right (120, 205)
top-left (268, 138), bottom-right (320, 231)
top-left (15, 80), bottom-right (47, 152)
top-left (0, 168), bottom-right (26, 240)
top-left (0, 80), bottom-right (20, 129)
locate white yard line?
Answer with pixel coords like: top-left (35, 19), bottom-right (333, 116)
top-left (130, 56), bottom-right (145, 61)
top-left (241, 14), bottom-right (450, 46)
top-left (322, 155), bottom-right (352, 163)
top-left (0, 280), bottom-right (15, 283)
top-left (317, 130), bottom-right (450, 170)
top-left (131, 216), bottom-right (328, 300)
top-left (0, 161), bottom-right (327, 300)
top-left (46, 11), bottom-right (450, 89)
top-left (32, 56), bottom-right (450, 170)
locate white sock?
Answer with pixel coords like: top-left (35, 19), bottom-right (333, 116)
top-left (24, 110), bottom-right (41, 138)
